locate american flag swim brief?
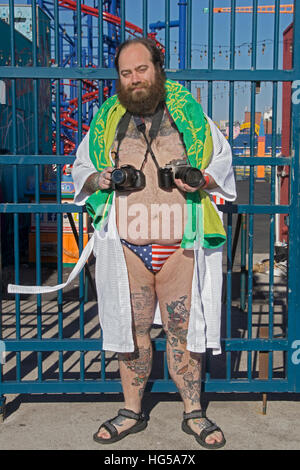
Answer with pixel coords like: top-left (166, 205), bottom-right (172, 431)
top-left (121, 239), bottom-right (181, 273)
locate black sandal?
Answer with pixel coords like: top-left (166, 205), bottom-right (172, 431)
top-left (93, 408), bottom-right (148, 444)
top-left (182, 409), bottom-right (226, 449)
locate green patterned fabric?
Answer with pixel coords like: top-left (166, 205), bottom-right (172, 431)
top-left (86, 79), bottom-right (226, 249)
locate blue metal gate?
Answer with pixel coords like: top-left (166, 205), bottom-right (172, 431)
top-left (1, 1), bottom-right (300, 418)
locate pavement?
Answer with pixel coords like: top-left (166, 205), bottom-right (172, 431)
top-left (0, 391), bottom-right (300, 451)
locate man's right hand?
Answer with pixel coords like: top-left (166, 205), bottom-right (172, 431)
top-left (97, 167), bottom-right (113, 190)
top-left (83, 167), bottom-right (114, 194)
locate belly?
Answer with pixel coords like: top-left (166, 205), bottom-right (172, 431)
top-left (115, 172), bottom-right (188, 245)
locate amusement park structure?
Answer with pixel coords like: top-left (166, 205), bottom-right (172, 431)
top-left (46, 0), bottom-right (166, 157)
top-left (0, 1), bottom-right (294, 159)
top-left (210, 3), bottom-right (294, 14)
top-left (0, 0), bottom-right (192, 263)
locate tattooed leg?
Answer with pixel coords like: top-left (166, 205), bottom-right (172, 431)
top-left (96, 245), bottom-right (155, 440)
top-left (96, 291), bottom-right (154, 440)
top-left (156, 247), bottom-right (224, 445)
top-left (119, 286), bottom-right (155, 405)
top-left (163, 295), bottom-right (202, 409)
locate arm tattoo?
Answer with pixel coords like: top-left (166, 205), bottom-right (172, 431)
top-left (82, 172), bottom-right (100, 194)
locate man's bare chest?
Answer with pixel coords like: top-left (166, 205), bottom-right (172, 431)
top-left (113, 111), bottom-right (187, 172)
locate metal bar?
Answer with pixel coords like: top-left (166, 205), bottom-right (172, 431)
top-left (101, 350), bottom-right (106, 382)
top-left (251, 0), bottom-right (258, 70)
top-left (178, 1), bottom-right (186, 70)
top-left (0, 379), bottom-right (289, 394)
top-left (66, 213), bottom-right (97, 299)
top-left (273, 0), bottom-right (280, 71)
top-left (54, 0), bottom-right (64, 382)
top-left (0, 66), bottom-right (298, 81)
top-left (226, 212), bottom-right (233, 380)
top-left (120, 0), bottom-right (125, 43)
top-left (231, 214), bottom-right (241, 266)
top-left (247, 5), bottom-right (257, 377)
top-left (98, 0), bottom-right (104, 107)
top-left (31, 0), bottom-right (43, 382)
top-left (225, 339), bottom-right (288, 351)
top-left (259, 326), bottom-right (269, 415)
top-left (9, 0), bottom-right (21, 383)
top-left (78, 212), bottom-right (84, 381)
top-left (228, 0), bottom-right (236, 147)
top-left (0, 203), bottom-right (291, 215)
top-left (240, 214), bottom-right (247, 311)
top-left (76, 0), bottom-right (82, 146)
top-left (287, 1), bottom-right (300, 392)
top-left (164, 0), bottom-right (170, 69)
top-left (269, 83), bottom-right (278, 339)
top-left (207, 0), bottom-right (214, 117)
top-left (0, 156), bottom-right (292, 166)
top-left (2, 337), bottom-right (288, 352)
top-left (164, 351), bottom-right (169, 380)
top-left (203, 380), bottom-right (288, 393)
top-left (230, 0), bottom-right (236, 71)
top-left (143, 0), bottom-right (148, 38)
top-left (268, 1), bottom-right (280, 374)
top-left (0, 204), bottom-right (86, 213)
top-left (186, 0), bottom-right (192, 92)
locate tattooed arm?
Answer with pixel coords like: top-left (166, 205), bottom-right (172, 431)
top-left (82, 167), bottom-right (113, 194)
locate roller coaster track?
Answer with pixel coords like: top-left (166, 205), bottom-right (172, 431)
top-left (58, 0), bottom-right (163, 49)
top-left (55, 0), bottom-right (164, 158)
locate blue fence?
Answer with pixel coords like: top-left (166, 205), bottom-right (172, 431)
top-left (1, 1), bottom-right (300, 418)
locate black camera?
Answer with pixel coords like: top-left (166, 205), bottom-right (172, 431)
top-left (158, 159), bottom-right (206, 189)
top-left (111, 164), bottom-right (146, 191)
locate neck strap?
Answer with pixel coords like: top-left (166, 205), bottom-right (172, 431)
top-left (114, 103), bottom-right (165, 170)
top-left (132, 103), bottom-right (165, 170)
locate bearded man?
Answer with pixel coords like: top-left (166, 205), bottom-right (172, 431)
top-left (73, 37), bottom-right (236, 449)
top-left (9, 38), bottom-right (236, 449)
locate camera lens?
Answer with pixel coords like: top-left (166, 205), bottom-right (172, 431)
top-left (184, 168), bottom-right (202, 187)
top-left (175, 167), bottom-right (204, 188)
top-left (111, 168), bottom-right (126, 185)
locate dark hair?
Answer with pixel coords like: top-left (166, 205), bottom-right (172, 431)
top-left (114, 37), bottom-right (165, 75)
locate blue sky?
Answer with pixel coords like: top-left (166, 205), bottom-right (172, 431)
top-left (124, 0), bottom-right (294, 129)
top-left (3, 0), bottom-right (294, 130)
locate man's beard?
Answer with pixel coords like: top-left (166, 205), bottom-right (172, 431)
top-left (116, 70), bottom-right (166, 116)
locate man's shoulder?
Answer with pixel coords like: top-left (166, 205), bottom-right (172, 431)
top-left (96, 94), bottom-right (120, 116)
top-left (165, 79), bottom-right (189, 92)
top-left (89, 94), bottom-right (120, 130)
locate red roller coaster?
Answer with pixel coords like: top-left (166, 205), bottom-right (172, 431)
top-left (54, 0), bottom-right (164, 162)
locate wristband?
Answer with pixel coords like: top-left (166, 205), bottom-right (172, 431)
top-left (201, 173), bottom-right (210, 189)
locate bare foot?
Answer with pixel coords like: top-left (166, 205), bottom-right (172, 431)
top-left (187, 418), bottom-right (224, 446)
top-left (96, 415), bottom-right (138, 440)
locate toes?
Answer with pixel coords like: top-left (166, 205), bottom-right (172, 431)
top-left (97, 428), bottom-right (110, 439)
top-left (206, 431), bottom-right (223, 444)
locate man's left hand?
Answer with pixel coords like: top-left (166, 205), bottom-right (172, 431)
top-left (174, 178), bottom-right (200, 193)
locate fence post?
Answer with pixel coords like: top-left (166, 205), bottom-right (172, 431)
top-left (287, 3), bottom-right (300, 392)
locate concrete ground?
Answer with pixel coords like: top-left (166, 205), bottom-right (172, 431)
top-left (0, 391), bottom-right (300, 451)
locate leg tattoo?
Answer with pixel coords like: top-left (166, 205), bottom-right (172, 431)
top-left (121, 346), bottom-right (152, 397)
top-left (164, 295), bottom-right (202, 408)
top-left (131, 286), bottom-right (154, 337)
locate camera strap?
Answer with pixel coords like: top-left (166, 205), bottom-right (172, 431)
top-left (113, 111), bottom-right (132, 168)
top-left (133, 102), bottom-right (164, 171)
top-left (113, 103), bottom-right (165, 171)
